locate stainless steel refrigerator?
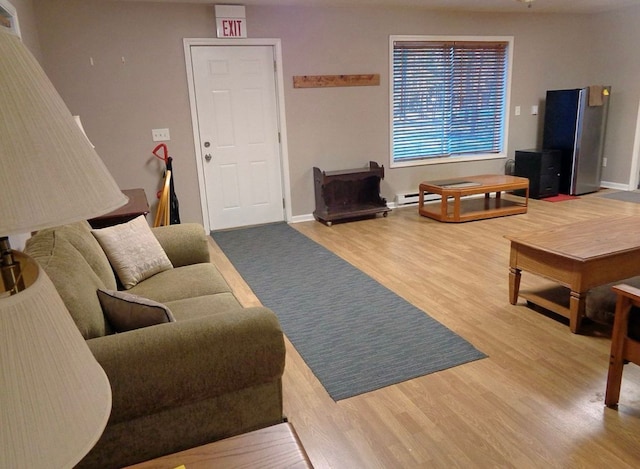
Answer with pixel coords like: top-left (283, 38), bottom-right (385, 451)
top-left (542, 87), bottom-right (611, 195)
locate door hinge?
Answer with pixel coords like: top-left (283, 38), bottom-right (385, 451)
top-left (278, 132), bottom-right (281, 143)
top-left (274, 60), bottom-right (277, 72)
top-left (282, 198), bottom-right (285, 209)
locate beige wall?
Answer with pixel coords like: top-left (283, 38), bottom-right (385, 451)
top-left (29, 0), bottom-right (638, 224)
top-left (7, 0), bottom-right (41, 59)
top-left (5, 0), bottom-right (40, 250)
top-left (591, 5), bottom-right (640, 187)
top-left (33, 0), bottom-right (212, 225)
top-left (249, 6), bottom-right (595, 213)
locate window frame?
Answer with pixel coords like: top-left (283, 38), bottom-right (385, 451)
top-left (0, 0), bottom-right (20, 38)
top-left (389, 35), bottom-right (514, 168)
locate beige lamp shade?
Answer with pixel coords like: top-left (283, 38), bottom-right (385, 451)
top-left (74, 115), bottom-right (96, 148)
top-left (0, 26), bottom-right (123, 467)
top-left (0, 28), bottom-right (127, 236)
top-left (0, 252), bottom-right (112, 468)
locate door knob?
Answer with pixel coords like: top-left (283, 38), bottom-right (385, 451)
top-left (204, 153), bottom-right (212, 162)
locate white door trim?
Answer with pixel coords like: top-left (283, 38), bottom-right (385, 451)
top-left (629, 99), bottom-right (640, 190)
top-left (184, 38), bottom-right (292, 230)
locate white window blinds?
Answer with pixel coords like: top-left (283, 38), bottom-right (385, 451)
top-left (392, 40), bottom-right (509, 162)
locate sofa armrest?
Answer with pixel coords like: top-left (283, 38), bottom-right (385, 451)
top-left (152, 223), bottom-right (210, 266)
top-left (87, 306), bottom-right (285, 424)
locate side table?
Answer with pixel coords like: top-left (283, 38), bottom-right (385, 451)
top-left (124, 422), bottom-right (313, 469)
top-left (514, 149), bottom-right (561, 199)
top-left (89, 188), bottom-right (150, 228)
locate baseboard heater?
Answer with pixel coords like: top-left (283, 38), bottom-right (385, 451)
top-left (395, 190), bottom-right (491, 208)
top-left (394, 191), bottom-right (440, 206)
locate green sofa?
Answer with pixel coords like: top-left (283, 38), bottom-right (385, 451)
top-left (24, 221), bottom-right (286, 469)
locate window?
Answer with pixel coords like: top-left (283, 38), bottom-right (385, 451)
top-left (390, 36), bottom-right (512, 167)
top-left (0, 0), bottom-right (20, 38)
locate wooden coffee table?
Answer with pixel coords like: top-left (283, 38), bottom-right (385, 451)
top-left (125, 422), bottom-right (313, 468)
top-left (418, 175), bottom-right (529, 222)
top-left (506, 216), bottom-right (640, 333)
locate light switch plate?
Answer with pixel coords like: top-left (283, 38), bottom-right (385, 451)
top-left (152, 128), bottom-right (170, 142)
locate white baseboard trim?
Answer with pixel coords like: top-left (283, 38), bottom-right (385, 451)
top-left (290, 214), bottom-right (315, 223)
top-left (600, 180), bottom-right (631, 191)
top-left (292, 197), bottom-right (456, 222)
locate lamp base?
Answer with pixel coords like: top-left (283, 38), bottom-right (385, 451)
top-left (1, 237), bottom-right (26, 295)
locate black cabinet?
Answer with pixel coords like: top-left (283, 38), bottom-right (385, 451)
top-left (514, 149), bottom-right (561, 199)
top-left (313, 161), bottom-right (390, 226)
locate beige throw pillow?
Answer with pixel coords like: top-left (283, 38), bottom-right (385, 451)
top-left (97, 289), bottom-right (175, 332)
top-left (92, 215), bottom-right (173, 289)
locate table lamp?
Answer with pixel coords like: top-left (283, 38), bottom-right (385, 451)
top-left (0, 27), bottom-right (128, 467)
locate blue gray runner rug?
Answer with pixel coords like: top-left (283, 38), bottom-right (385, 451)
top-left (597, 190), bottom-right (640, 203)
top-left (212, 223), bottom-right (486, 400)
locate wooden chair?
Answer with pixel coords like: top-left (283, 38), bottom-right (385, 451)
top-left (153, 170), bottom-right (171, 228)
top-left (605, 284), bottom-right (640, 408)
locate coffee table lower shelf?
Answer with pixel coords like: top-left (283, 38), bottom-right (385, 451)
top-left (519, 286), bottom-right (571, 319)
top-left (419, 197), bottom-right (527, 223)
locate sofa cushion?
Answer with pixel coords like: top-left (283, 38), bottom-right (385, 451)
top-left (56, 221), bottom-right (118, 290)
top-left (25, 229), bottom-right (112, 339)
top-left (92, 215), bottom-right (173, 289)
top-left (166, 292), bottom-right (243, 322)
top-left (97, 289), bottom-right (175, 332)
top-left (127, 263), bottom-right (232, 304)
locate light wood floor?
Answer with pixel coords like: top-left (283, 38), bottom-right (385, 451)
top-left (209, 192), bottom-right (640, 468)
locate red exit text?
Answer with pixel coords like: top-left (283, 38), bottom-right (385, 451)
top-left (221, 19), bottom-right (244, 37)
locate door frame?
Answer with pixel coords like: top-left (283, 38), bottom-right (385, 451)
top-left (183, 38), bottom-right (292, 230)
top-left (630, 98), bottom-right (640, 190)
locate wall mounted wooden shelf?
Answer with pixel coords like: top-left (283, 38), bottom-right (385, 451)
top-left (293, 74), bottom-right (380, 88)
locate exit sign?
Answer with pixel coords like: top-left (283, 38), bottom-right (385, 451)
top-left (217, 18), bottom-right (246, 38)
top-left (215, 5), bottom-right (247, 38)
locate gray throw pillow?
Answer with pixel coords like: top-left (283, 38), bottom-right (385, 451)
top-left (97, 289), bottom-right (175, 332)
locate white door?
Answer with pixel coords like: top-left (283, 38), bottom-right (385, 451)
top-left (190, 45), bottom-right (284, 231)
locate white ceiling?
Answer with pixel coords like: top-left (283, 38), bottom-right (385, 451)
top-left (123, 0), bottom-right (640, 15)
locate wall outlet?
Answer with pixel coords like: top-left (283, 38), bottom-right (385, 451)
top-left (602, 157), bottom-right (608, 167)
top-left (152, 128), bottom-right (170, 142)
top-left (531, 105), bottom-right (539, 115)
